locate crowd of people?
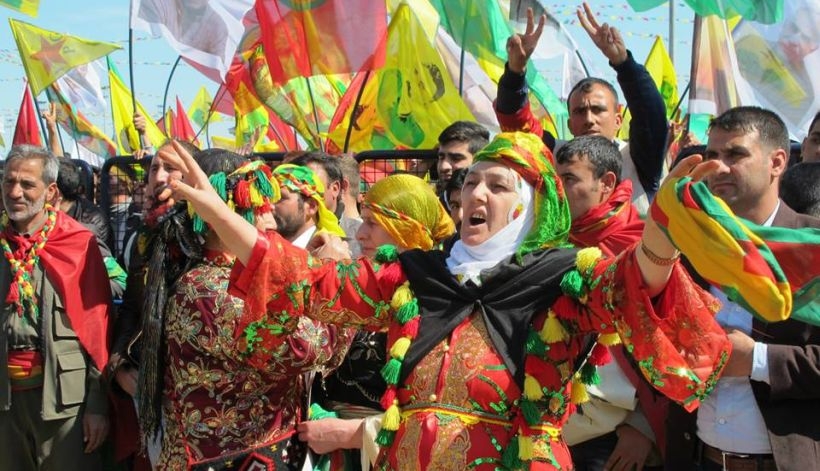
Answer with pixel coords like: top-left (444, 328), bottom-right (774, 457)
top-left (1, 5), bottom-right (820, 471)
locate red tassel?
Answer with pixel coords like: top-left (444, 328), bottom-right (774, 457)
top-left (400, 317), bottom-right (420, 338)
top-left (234, 180), bottom-right (251, 208)
top-left (380, 386), bottom-right (397, 410)
top-left (551, 296), bottom-right (577, 320)
top-left (588, 343), bottom-right (612, 366)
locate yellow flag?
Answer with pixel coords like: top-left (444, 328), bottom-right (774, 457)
top-left (327, 4), bottom-right (474, 152)
top-left (107, 58), bottom-right (166, 154)
top-left (618, 36), bottom-right (678, 140)
top-left (10, 19), bottom-right (121, 95)
top-left (0, 0), bottom-right (40, 18)
top-left (187, 86), bottom-right (221, 128)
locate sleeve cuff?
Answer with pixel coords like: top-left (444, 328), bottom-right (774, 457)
top-left (750, 341), bottom-right (770, 383)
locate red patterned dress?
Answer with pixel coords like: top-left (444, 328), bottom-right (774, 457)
top-left (230, 234), bottom-right (730, 470)
top-left (159, 253), bottom-right (351, 470)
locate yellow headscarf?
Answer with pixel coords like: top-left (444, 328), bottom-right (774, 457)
top-left (272, 163), bottom-right (346, 237)
top-left (363, 174), bottom-right (455, 251)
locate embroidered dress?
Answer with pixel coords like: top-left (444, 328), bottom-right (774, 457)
top-left (230, 233), bottom-right (729, 471)
top-left (159, 254), bottom-right (351, 470)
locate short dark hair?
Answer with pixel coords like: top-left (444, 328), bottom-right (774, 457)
top-left (808, 110), bottom-right (820, 135)
top-left (780, 162), bottom-right (820, 217)
top-left (157, 139), bottom-right (200, 157)
top-left (338, 154), bottom-right (361, 198)
top-left (291, 152), bottom-right (343, 185)
top-left (437, 121), bottom-right (490, 155)
top-left (56, 159), bottom-right (83, 200)
top-left (5, 145), bottom-right (59, 185)
top-left (567, 78), bottom-right (619, 107)
top-left (555, 135), bottom-right (623, 181)
top-left (709, 106), bottom-right (790, 153)
top-left (445, 167), bottom-right (469, 199)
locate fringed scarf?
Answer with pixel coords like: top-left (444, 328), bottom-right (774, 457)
top-left (137, 202), bottom-right (202, 442)
top-left (570, 179), bottom-right (644, 257)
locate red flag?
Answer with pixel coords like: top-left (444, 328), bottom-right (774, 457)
top-left (13, 83), bottom-right (42, 146)
top-left (155, 108), bottom-right (175, 138)
top-left (174, 97), bottom-right (199, 145)
top-left (255, 0), bottom-right (386, 84)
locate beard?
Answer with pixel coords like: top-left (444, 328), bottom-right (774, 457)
top-left (3, 192), bottom-right (46, 225)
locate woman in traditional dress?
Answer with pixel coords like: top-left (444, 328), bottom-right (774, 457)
top-left (139, 149), bottom-right (351, 470)
top-left (157, 132), bottom-right (740, 470)
top-left (299, 174), bottom-right (455, 470)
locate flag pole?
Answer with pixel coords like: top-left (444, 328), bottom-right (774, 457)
top-left (267, 122), bottom-right (289, 152)
top-left (343, 70), bottom-right (371, 154)
top-left (194, 85), bottom-right (226, 142)
top-left (54, 121), bottom-right (67, 156)
top-left (30, 91), bottom-right (49, 147)
top-left (669, 1), bottom-right (675, 67)
top-left (304, 76), bottom-right (324, 152)
top-left (160, 56), bottom-right (182, 137)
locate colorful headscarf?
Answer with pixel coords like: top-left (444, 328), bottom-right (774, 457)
top-left (191, 160), bottom-right (281, 234)
top-left (272, 164), bottom-right (346, 237)
top-left (472, 132), bottom-right (572, 258)
top-left (363, 174), bottom-right (455, 251)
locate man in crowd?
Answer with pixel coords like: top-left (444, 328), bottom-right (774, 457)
top-left (435, 120), bottom-right (489, 191)
top-left (0, 145), bottom-right (111, 470)
top-left (272, 164), bottom-right (346, 249)
top-left (555, 136), bottom-right (663, 471)
top-left (800, 110), bottom-right (820, 162)
top-left (496, 3), bottom-right (668, 213)
top-left (666, 106), bottom-right (820, 471)
top-left (781, 161), bottom-right (820, 217)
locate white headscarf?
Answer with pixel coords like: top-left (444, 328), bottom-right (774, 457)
top-left (446, 170), bottom-right (534, 285)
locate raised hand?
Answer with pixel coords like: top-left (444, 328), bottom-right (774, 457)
top-left (41, 102), bottom-right (58, 128)
top-left (506, 7), bottom-right (546, 74)
top-left (577, 2), bottom-right (628, 66)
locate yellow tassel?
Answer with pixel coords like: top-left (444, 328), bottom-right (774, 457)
top-left (249, 184), bottom-right (264, 207)
top-left (382, 401), bottom-right (401, 431)
top-left (576, 247), bottom-right (603, 273)
top-left (523, 374), bottom-right (544, 401)
top-left (540, 311), bottom-right (568, 344)
top-left (227, 198), bottom-right (236, 212)
top-left (187, 201), bottom-right (196, 217)
top-left (599, 333), bottom-right (621, 346)
top-left (571, 377), bottom-right (590, 404)
top-left (390, 336), bottom-right (411, 360)
top-left (390, 283), bottom-right (413, 310)
top-left (518, 435), bottom-right (535, 460)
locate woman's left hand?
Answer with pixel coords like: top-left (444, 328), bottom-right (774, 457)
top-left (297, 418), bottom-right (363, 454)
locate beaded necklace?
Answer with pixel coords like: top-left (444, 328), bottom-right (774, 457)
top-left (0, 205), bottom-right (58, 320)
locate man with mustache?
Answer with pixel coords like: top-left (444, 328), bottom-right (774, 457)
top-left (0, 145), bottom-right (111, 470)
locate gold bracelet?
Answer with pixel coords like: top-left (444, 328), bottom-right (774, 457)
top-left (640, 242), bottom-right (680, 266)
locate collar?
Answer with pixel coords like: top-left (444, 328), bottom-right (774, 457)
top-left (291, 225), bottom-right (317, 249)
top-left (762, 201), bottom-right (780, 227)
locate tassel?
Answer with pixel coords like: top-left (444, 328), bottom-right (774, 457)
top-left (395, 299), bottom-right (419, 324)
top-left (380, 386), bottom-right (397, 410)
top-left (389, 336), bottom-right (411, 360)
top-left (518, 435), bottom-right (535, 461)
top-left (571, 377), bottom-right (590, 404)
top-left (390, 283), bottom-right (413, 310)
top-left (589, 344), bottom-right (611, 366)
top-left (254, 169), bottom-right (275, 197)
top-left (234, 180), bottom-right (251, 208)
top-left (560, 269), bottom-right (585, 298)
top-left (208, 172), bottom-right (227, 201)
top-left (580, 363), bottom-right (601, 385)
top-left (399, 317), bottom-right (420, 338)
top-left (576, 247), bottom-right (603, 273)
top-left (192, 215), bottom-right (205, 234)
top-left (540, 311), bottom-right (569, 344)
top-left (382, 401), bottom-right (401, 431)
top-left (249, 184), bottom-right (264, 207)
top-left (523, 374), bottom-right (544, 401)
top-left (375, 429), bottom-right (396, 446)
top-left (501, 436), bottom-right (521, 469)
top-left (380, 358), bottom-right (402, 385)
top-left (599, 332), bottom-right (621, 346)
top-left (526, 329), bottom-right (546, 356)
top-left (375, 244), bottom-right (399, 263)
top-left (519, 398), bottom-right (541, 425)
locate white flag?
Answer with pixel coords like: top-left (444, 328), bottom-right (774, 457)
top-left (130, 0), bottom-right (254, 80)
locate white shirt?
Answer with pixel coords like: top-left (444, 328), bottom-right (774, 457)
top-left (291, 225), bottom-right (317, 250)
top-left (696, 203), bottom-right (780, 454)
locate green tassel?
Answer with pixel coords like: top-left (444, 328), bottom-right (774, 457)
top-left (395, 298), bottom-right (419, 324)
top-left (501, 435), bottom-right (522, 469)
top-left (580, 363), bottom-right (601, 386)
top-left (526, 329), bottom-right (546, 356)
top-left (380, 358), bottom-right (402, 385)
top-left (242, 209), bottom-right (255, 224)
top-left (375, 429), bottom-right (396, 446)
top-left (560, 269), bottom-right (585, 298)
top-left (192, 214), bottom-right (205, 234)
top-left (374, 244), bottom-right (399, 263)
top-left (254, 169), bottom-right (275, 197)
top-left (519, 398), bottom-right (541, 426)
top-left (209, 172), bottom-right (227, 201)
